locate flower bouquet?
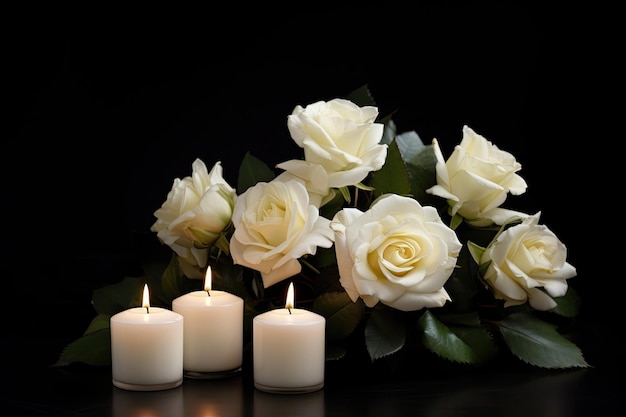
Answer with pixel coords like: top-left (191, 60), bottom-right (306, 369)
top-left (58, 85), bottom-right (587, 371)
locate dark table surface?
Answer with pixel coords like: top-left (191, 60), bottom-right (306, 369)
top-left (2, 308), bottom-right (621, 417)
top-left (1, 363), bottom-right (619, 417)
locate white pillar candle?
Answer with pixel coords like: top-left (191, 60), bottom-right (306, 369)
top-left (253, 282), bottom-right (325, 394)
top-left (110, 284), bottom-right (184, 391)
top-left (172, 267), bottom-right (244, 378)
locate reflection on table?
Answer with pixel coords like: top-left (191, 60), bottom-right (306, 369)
top-left (113, 376), bottom-right (246, 417)
top-left (1, 334), bottom-right (621, 417)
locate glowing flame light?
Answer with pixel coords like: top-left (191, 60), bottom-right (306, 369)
top-left (142, 284), bottom-right (150, 313)
top-left (204, 267), bottom-right (212, 294)
top-left (285, 282), bottom-right (294, 310)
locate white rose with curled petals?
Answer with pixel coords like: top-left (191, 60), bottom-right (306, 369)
top-left (150, 159), bottom-right (236, 279)
top-left (480, 212), bottom-right (577, 311)
top-left (277, 98), bottom-right (388, 192)
top-left (229, 178), bottom-right (335, 288)
top-left (426, 125), bottom-right (528, 227)
top-left (330, 194), bottom-right (462, 311)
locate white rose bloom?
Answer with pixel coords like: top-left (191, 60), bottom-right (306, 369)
top-left (277, 98), bottom-right (388, 190)
top-left (426, 125), bottom-right (528, 227)
top-left (330, 194), bottom-right (462, 311)
top-left (150, 159), bottom-right (236, 278)
top-left (229, 179), bottom-right (335, 288)
top-left (481, 212), bottom-right (577, 310)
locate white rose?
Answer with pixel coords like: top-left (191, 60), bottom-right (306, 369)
top-left (229, 178), bottom-right (335, 288)
top-left (426, 125), bottom-right (528, 227)
top-left (150, 159), bottom-right (236, 278)
top-left (277, 98), bottom-right (388, 190)
top-left (480, 212), bottom-right (577, 310)
top-left (330, 194), bottom-right (462, 311)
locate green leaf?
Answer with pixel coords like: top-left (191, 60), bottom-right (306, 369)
top-left (319, 190), bottom-right (345, 220)
top-left (442, 246), bottom-right (479, 314)
top-left (365, 308), bottom-right (405, 361)
top-left (551, 287), bottom-right (582, 318)
top-left (338, 186), bottom-right (351, 204)
top-left (499, 312), bottom-right (589, 369)
top-left (92, 276), bottom-right (142, 316)
top-left (467, 240), bottom-right (486, 265)
top-left (325, 342), bottom-right (348, 361)
top-left (380, 118), bottom-right (398, 145)
top-left (160, 254), bottom-right (189, 302)
top-left (371, 140), bottom-right (412, 199)
top-left (56, 328), bottom-right (111, 366)
top-left (395, 130), bottom-right (426, 163)
top-left (435, 312), bottom-right (498, 364)
top-left (213, 231), bottom-right (232, 256)
top-left (237, 152), bottom-right (275, 193)
top-left (355, 182), bottom-right (375, 192)
top-left (418, 310), bottom-right (488, 364)
top-left (404, 147), bottom-right (441, 207)
top-left (83, 313), bottom-right (111, 335)
top-left (347, 84), bottom-right (376, 107)
top-left (313, 292), bottom-right (365, 341)
top-left (449, 213), bottom-right (463, 230)
top-left (406, 140), bottom-right (436, 171)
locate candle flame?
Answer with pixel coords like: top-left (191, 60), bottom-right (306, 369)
top-left (204, 267), bottom-right (212, 295)
top-left (285, 282), bottom-right (294, 310)
top-left (142, 283), bottom-right (150, 313)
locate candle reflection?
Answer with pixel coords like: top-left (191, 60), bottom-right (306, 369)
top-left (183, 376), bottom-right (245, 417)
top-left (113, 376), bottom-right (245, 417)
top-left (113, 386), bottom-right (184, 417)
top-left (253, 388), bottom-right (325, 417)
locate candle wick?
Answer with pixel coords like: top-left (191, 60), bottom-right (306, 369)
top-left (145, 307), bottom-right (149, 314)
top-left (288, 308), bottom-right (292, 315)
top-left (206, 289), bottom-right (211, 296)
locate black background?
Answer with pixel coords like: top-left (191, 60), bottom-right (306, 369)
top-left (5, 4), bottom-right (613, 371)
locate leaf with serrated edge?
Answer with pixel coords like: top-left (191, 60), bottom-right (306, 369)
top-left (365, 309), bottom-right (405, 361)
top-left (380, 119), bottom-right (397, 145)
top-left (83, 314), bottom-right (111, 335)
top-left (418, 310), bottom-right (483, 364)
top-left (56, 328), bottom-right (111, 367)
top-left (395, 130), bottom-right (426, 163)
top-left (347, 84), bottom-right (376, 107)
top-left (499, 312), bottom-right (589, 368)
top-left (326, 343), bottom-right (348, 361)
